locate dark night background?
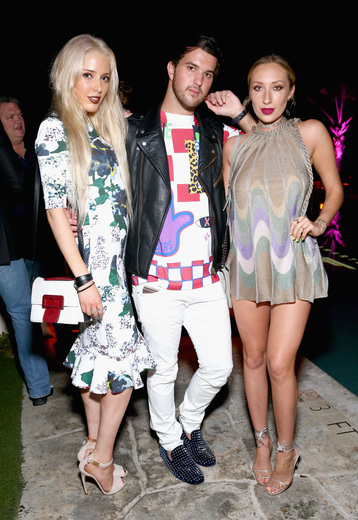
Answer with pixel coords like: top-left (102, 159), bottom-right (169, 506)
top-left (1, 12), bottom-right (357, 244)
top-left (2, 14), bottom-right (356, 132)
top-left (2, 11), bottom-right (355, 248)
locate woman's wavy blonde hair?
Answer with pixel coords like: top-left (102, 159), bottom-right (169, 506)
top-left (49, 34), bottom-right (131, 224)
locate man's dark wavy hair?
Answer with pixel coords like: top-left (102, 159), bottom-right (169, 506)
top-left (170, 34), bottom-right (223, 77)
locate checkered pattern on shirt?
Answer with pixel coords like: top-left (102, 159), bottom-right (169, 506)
top-left (132, 257), bottom-right (220, 290)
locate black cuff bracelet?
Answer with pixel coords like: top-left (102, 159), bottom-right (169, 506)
top-left (77, 281), bottom-right (95, 293)
top-left (232, 110), bottom-right (247, 125)
top-left (74, 273), bottom-right (93, 289)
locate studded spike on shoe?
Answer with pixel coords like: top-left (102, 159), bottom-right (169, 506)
top-left (180, 429), bottom-right (216, 467)
top-left (159, 445), bottom-right (204, 485)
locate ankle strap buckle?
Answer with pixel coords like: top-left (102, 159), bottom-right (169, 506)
top-left (276, 441), bottom-right (295, 453)
top-left (87, 454), bottom-right (113, 468)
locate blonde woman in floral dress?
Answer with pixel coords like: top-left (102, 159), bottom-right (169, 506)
top-left (35, 34), bottom-right (155, 496)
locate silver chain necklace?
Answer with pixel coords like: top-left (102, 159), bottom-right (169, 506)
top-left (257, 117), bottom-right (287, 129)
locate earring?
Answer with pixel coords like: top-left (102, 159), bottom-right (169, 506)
top-left (243, 96), bottom-right (251, 112)
top-left (285, 96), bottom-right (296, 117)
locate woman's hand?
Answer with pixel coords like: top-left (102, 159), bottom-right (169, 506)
top-left (290, 215), bottom-right (325, 241)
top-left (78, 282), bottom-right (104, 321)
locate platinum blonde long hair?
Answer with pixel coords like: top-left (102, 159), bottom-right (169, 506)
top-left (49, 34), bottom-right (131, 225)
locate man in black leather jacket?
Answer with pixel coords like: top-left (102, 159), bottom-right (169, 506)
top-left (126, 35), bottom-right (254, 484)
top-left (126, 106), bottom-right (227, 278)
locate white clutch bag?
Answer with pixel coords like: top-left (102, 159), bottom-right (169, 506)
top-left (31, 277), bottom-right (88, 324)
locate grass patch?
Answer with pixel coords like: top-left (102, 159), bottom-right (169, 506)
top-left (0, 331), bottom-right (12, 356)
top-left (0, 350), bottom-right (24, 520)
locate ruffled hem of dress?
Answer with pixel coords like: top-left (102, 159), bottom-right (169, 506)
top-left (231, 286), bottom-right (328, 305)
top-left (64, 342), bottom-right (156, 395)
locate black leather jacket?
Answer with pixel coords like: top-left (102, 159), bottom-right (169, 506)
top-left (125, 105), bottom-right (226, 278)
top-left (0, 121), bottom-right (26, 265)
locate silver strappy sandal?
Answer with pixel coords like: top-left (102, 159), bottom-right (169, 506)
top-left (252, 427), bottom-right (272, 486)
top-left (266, 441), bottom-right (301, 496)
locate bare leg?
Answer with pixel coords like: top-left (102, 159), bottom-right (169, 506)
top-left (232, 299), bottom-right (272, 483)
top-left (266, 300), bottom-right (311, 493)
top-left (84, 388), bottom-right (133, 492)
top-left (79, 389), bottom-right (101, 458)
top-left (81, 389), bottom-right (101, 438)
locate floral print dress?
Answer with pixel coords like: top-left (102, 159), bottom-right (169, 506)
top-left (36, 116), bottom-right (155, 394)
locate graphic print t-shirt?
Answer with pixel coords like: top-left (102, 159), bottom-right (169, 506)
top-left (134, 111), bottom-right (238, 290)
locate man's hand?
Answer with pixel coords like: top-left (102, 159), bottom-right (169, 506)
top-left (66, 206), bottom-right (78, 237)
top-left (205, 90), bottom-right (244, 119)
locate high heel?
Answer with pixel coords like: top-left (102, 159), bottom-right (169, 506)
top-left (77, 439), bottom-right (127, 477)
top-left (252, 427), bottom-right (272, 486)
top-left (79, 453), bottom-right (126, 495)
top-left (266, 441), bottom-right (301, 496)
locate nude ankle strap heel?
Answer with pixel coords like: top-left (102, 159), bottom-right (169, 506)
top-left (79, 453), bottom-right (126, 495)
top-left (77, 439), bottom-right (127, 477)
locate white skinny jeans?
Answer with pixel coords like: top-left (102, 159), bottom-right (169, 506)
top-left (132, 281), bottom-right (233, 452)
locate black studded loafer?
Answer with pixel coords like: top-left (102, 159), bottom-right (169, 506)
top-left (181, 428), bottom-right (216, 467)
top-left (159, 444), bottom-right (204, 484)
